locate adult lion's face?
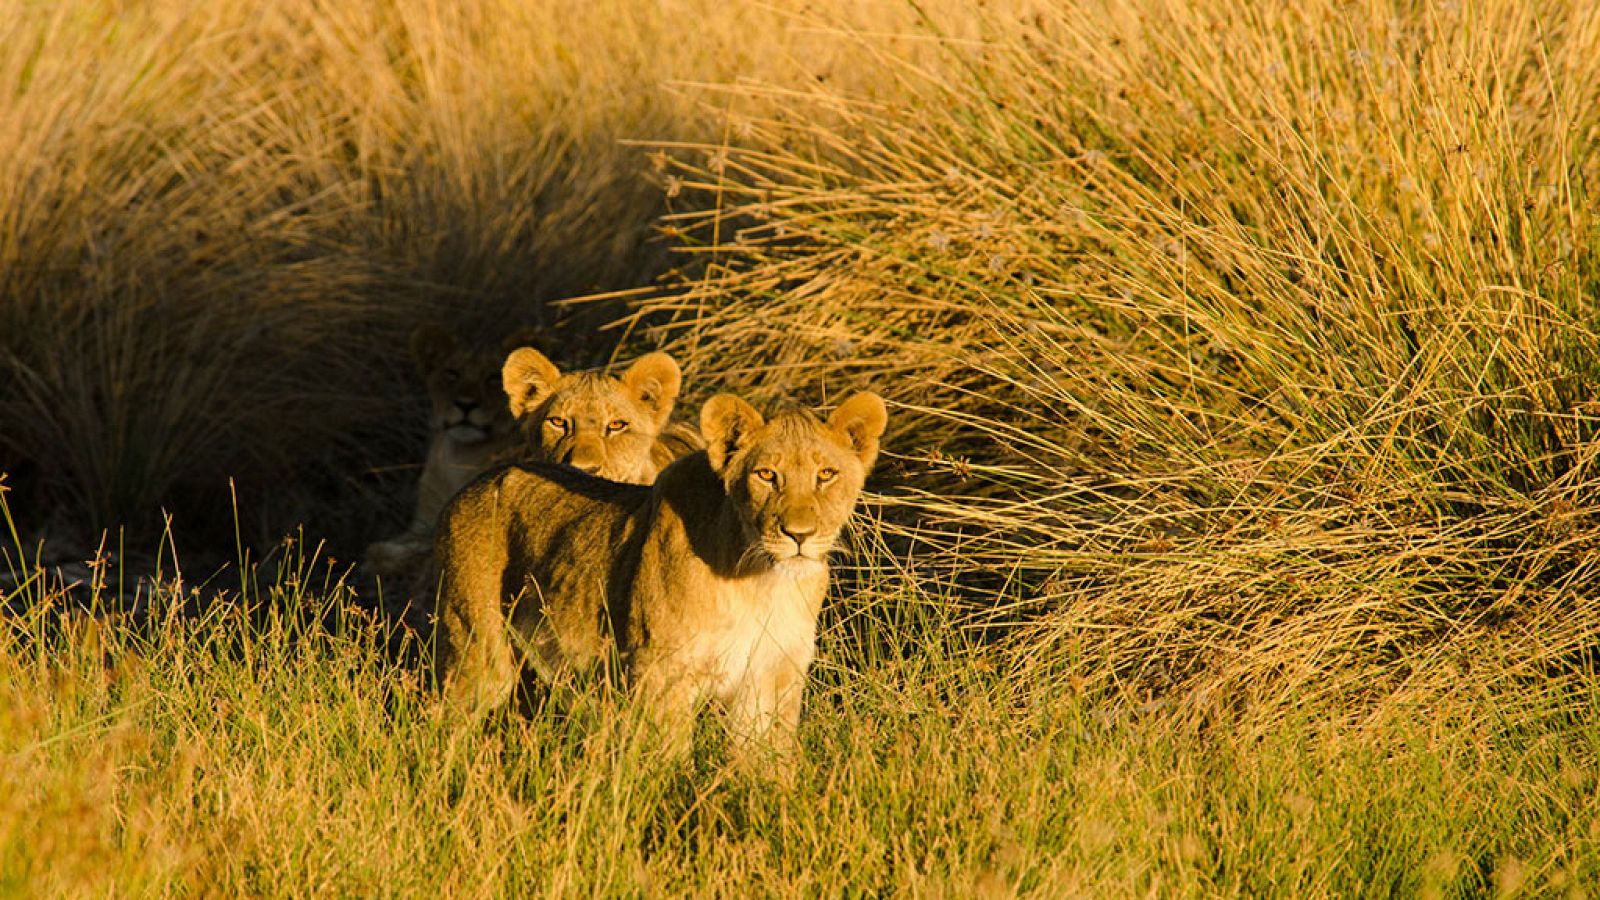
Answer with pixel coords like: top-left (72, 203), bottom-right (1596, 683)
top-left (411, 325), bottom-right (522, 447)
top-left (502, 348), bottom-right (682, 484)
top-left (701, 393), bottom-right (888, 565)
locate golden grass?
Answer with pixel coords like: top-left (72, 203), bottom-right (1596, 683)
top-left (3, 0), bottom-right (1600, 892)
top-left (632, 0), bottom-right (1600, 716)
top-left (2, 518), bottom-right (1597, 894)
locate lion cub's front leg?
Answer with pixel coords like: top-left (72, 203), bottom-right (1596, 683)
top-left (725, 663), bottom-right (806, 773)
top-left (436, 599), bottom-right (518, 718)
top-left (630, 662), bottom-right (700, 762)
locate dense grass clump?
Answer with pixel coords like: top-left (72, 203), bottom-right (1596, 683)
top-left (0, 0), bottom-right (843, 546)
top-left (639, 0), bottom-right (1600, 714)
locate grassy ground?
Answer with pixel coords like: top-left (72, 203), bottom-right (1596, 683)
top-left (3, 523), bottom-right (1597, 896)
top-left (4, 0), bottom-right (1600, 894)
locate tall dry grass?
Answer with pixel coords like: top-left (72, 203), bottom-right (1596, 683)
top-left (0, 0), bottom-right (868, 547)
top-left (635, 0), bottom-right (1600, 715)
top-left (3, 0), bottom-right (1600, 891)
top-left (0, 0), bottom-right (1591, 719)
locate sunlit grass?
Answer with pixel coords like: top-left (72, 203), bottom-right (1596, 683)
top-left (3, 505), bottom-right (1597, 894)
top-left (4, 0), bottom-right (1600, 893)
top-left (638, 0), bottom-right (1600, 717)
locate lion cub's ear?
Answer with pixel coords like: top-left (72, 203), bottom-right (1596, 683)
top-left (827, 392), bottom-right (888, 470)
top-left (499, 325), bottom-right (544, 355)
top-left (502, 347), bottom-right (563, 418)
top-left (410, 324), bottom-right (456, 377)
top-left (701, 394), bottom-right (765, 474)
top-left (621, 352), bottom-right (683, 428)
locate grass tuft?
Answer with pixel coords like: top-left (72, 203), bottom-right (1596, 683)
top-left (632, 0), bottom-right (1600, 720)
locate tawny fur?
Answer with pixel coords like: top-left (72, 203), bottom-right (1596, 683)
top-left (364, 339), bottom-right (700, 593)
top-left (432, 392), bottom-right (888, 763)
top-left (502, 347), bottom-right (703, 485)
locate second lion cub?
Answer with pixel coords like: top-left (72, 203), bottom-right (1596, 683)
top-left (433, 391), bottom-right (888, 762)
top-left (503, 346), bottom-right (701, 484)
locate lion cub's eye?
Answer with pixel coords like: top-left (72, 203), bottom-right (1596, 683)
top-left (545, 416), bottom-right (568, 433)
top-left (753, 468), bottom-right (778, 485)
top-left (606, 419), bottom-right (629, 435)
top-left (817, 467), bottom-right (838, 484)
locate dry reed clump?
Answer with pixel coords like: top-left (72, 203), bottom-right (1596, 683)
top-left (0, 0), bottom-right (851, 548)
top-left (633, 0), bottom-right (1600, 715)
top-left (3, 0), bottom-right (1597, 719)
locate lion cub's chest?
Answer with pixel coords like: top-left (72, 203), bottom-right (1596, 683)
top-left (684, 562), bottom-right (826, 699)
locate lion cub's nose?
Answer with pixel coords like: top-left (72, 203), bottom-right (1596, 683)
top-left (563, 446), bottom-right (604, 475)
top-left (781, 523), bottom-right (815, 549)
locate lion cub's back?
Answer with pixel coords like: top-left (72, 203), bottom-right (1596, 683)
top-left (441, 462), bottom-right (647, 558)
top-left (651, 422), bottom-right (706, 474)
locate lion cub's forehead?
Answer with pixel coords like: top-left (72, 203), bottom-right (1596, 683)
top-left (433, 352), bottom-right (499, 385)
top-left (547, 373), bottom-right (642, 419)
top-left (744, 411), bottom-right (856, 469)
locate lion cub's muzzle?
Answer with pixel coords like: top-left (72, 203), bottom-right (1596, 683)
top-left (765, 504), bottom-right (831, 561)
top-left (558, 437), bottom-right (607, 476)
top-left (443, 399), bottom-right (498, 444)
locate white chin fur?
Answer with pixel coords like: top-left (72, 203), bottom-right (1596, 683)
top-left (765, 543), bottom-right (830, 567)
top-left (782, 554), bottom-right (827, 568)
top-left (445, 424), bottom-right (489, 444)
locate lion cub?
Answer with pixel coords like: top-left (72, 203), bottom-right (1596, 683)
top-left (433, 391), bottom-right (888, 761)
top-left (364, 325), bottom-right (535, 584)
top-left (503, 347), bottom-right (702, 484)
